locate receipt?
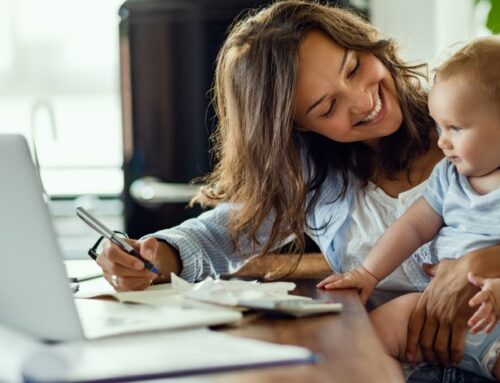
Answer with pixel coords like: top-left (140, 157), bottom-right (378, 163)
top-left (171, 274), bottom-right (296, 306)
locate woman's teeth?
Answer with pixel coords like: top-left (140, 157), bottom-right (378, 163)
top-left (360, 94), bottom-right (382, 123)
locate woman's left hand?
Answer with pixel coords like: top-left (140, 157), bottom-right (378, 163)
top-left (406, 245), bottom-right (500, 367)
top-left (405, 259), bottom-right (477, 367)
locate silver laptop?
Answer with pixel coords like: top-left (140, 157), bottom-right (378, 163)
top-left (0, 134), bottom-right (240, 342)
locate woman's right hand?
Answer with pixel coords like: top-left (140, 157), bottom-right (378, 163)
top-left (96, 236), bottom-right (182, 291)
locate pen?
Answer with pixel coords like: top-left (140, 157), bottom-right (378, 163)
top-left (76, 206), bottom-right (160, 274)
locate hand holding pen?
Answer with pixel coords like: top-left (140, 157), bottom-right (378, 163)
top-left (76, 207), bottom-right (182, 291)
top-left (77, 207), bottom-right (159, 290)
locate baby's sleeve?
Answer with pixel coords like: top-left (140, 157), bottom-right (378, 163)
top-left (422, 158), bottom-right (451, 217)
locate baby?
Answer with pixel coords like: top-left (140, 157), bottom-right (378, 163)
top-left (318, 36), bottom-right (500, 380)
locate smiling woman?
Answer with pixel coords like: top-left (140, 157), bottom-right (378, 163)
top-left (294, 30), bottom-right (403, 147)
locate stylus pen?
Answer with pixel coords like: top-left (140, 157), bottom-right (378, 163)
top-left (76, 206), bottom-right (160, 274)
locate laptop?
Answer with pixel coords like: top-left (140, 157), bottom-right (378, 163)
top-left (0, 134), bottom-right (240, 342)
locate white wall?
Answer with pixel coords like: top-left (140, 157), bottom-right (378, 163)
top-left (370, 0), bottom-right (475, 69)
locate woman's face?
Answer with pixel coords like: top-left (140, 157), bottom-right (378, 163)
top-left (294, 30), bottom-right (403, 148)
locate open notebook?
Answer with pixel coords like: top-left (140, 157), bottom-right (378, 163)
top-left (0, 134), bottom-right (240, 342)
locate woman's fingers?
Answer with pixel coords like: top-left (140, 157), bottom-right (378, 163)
top-left (97, 238), bottom-right (157, 291)
top-left (450, 322), bottom-right (467, 366)
top-left (419, 314), bottom-right (439, 363)
top-left (406, 295), bottom-right (426, 362)
top-left (138, 236), bottom-right (159, 262)
top-left (98, 239), bottom-right (144, 271)
top-left (434, 322), bottom-right (451, 366)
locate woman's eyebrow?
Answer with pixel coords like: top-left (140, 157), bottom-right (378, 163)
top-left (306, 48), bottom-right (349, 115)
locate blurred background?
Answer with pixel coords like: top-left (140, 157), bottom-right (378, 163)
top-left (0, 0), bottom-right (496, 259)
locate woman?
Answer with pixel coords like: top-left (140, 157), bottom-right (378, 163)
top-left (97, 1), bottom-right (499, 380)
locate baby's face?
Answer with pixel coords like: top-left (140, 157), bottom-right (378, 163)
top-left (429, 76), bottom-right (500, 177)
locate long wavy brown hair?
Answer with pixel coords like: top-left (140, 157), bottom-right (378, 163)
top-left (192, 0), bottom-right (434, 260)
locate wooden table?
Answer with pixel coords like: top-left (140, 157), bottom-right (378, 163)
top-left (177, 280), bottom-right (404, 383)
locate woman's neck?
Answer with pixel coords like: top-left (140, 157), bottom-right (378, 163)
top-left (372, 141), bottom-right (443, 197)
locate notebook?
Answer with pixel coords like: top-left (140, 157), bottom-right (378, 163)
top-left (0, 134), bottom-right (241, 342)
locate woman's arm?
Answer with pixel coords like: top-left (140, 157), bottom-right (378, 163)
top-left (98, 203), bottom-right (277, 290)
top-left (234, 252), bottom-right (332, 280)
top-left (406, 244), bottom-right (500, 366)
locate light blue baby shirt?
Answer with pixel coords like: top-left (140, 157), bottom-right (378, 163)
top-left (423, 158), bottom-right (500, 261)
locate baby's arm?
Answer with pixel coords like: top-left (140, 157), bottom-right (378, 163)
top-left (467, 272), bottom-right (500, 333)
top-left (363, 197), bottom-right (443, 281)
top-left (318, 198), bottom-right (443, 301)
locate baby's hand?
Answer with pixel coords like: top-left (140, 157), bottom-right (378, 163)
top-left (317, 266), bottom-right (378, 304)
top-left (467, 272), bottom-right (500, 334)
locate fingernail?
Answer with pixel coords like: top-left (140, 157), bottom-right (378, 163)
top-left (406, 352), bottom-right (413, 362)
top-left (143, 249), bottom-right (153, 260)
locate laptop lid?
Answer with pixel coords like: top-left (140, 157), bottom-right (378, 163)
top-left (0, 134), bottom-right (242, 343)
top-left (0, 134), bottom-right (85, 342)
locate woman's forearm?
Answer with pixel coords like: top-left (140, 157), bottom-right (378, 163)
top-left (234, 252), bottom-right (332, 280)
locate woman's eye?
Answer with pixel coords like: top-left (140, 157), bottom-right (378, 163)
top-left (320, 100), bottom-right (336, 118)
top-left (348, 59), bottom-right (360, 79)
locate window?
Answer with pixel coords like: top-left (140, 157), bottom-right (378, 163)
top-left (0, 0), bottom-right (124, 197)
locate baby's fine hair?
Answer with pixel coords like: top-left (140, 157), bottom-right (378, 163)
top-left (435, 36), bottom-right (500, 104)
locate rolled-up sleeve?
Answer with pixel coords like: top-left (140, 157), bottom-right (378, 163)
top-left (145, 203), bottom-right (276, 282)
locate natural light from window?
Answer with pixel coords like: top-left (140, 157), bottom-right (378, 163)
top-left (0, 0), bottom-right (124, 197)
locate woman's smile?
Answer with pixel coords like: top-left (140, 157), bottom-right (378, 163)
top-left (355, 85), bottom-right (386, 127)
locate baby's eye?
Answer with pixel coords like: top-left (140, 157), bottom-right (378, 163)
top-left (435, 124), bottom-right (442, 136)
top-left (450, 125), bottom-right (462, 133)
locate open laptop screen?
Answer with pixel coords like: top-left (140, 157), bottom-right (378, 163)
top-left (0, 134), bottom-right (84, 342)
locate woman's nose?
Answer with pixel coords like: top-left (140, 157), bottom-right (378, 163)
top-left (349, 88), bottom-right (374, 119)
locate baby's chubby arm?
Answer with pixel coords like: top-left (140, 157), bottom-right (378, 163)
top-left (363, 198), bottom-right (443, 281)
top-left (318, 198), bottom-right (443, 303)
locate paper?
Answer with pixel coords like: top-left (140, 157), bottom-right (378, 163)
top-left (74, 299), bottom-right (242, 339)
top-left (21, 328), bottom-right (316, 382)
top-left (64, 260), bottom-right (103, 282)
top-left (76, 274), bottom-right (300, 309)
top-left (171, 273), bottom-right (299, 306)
